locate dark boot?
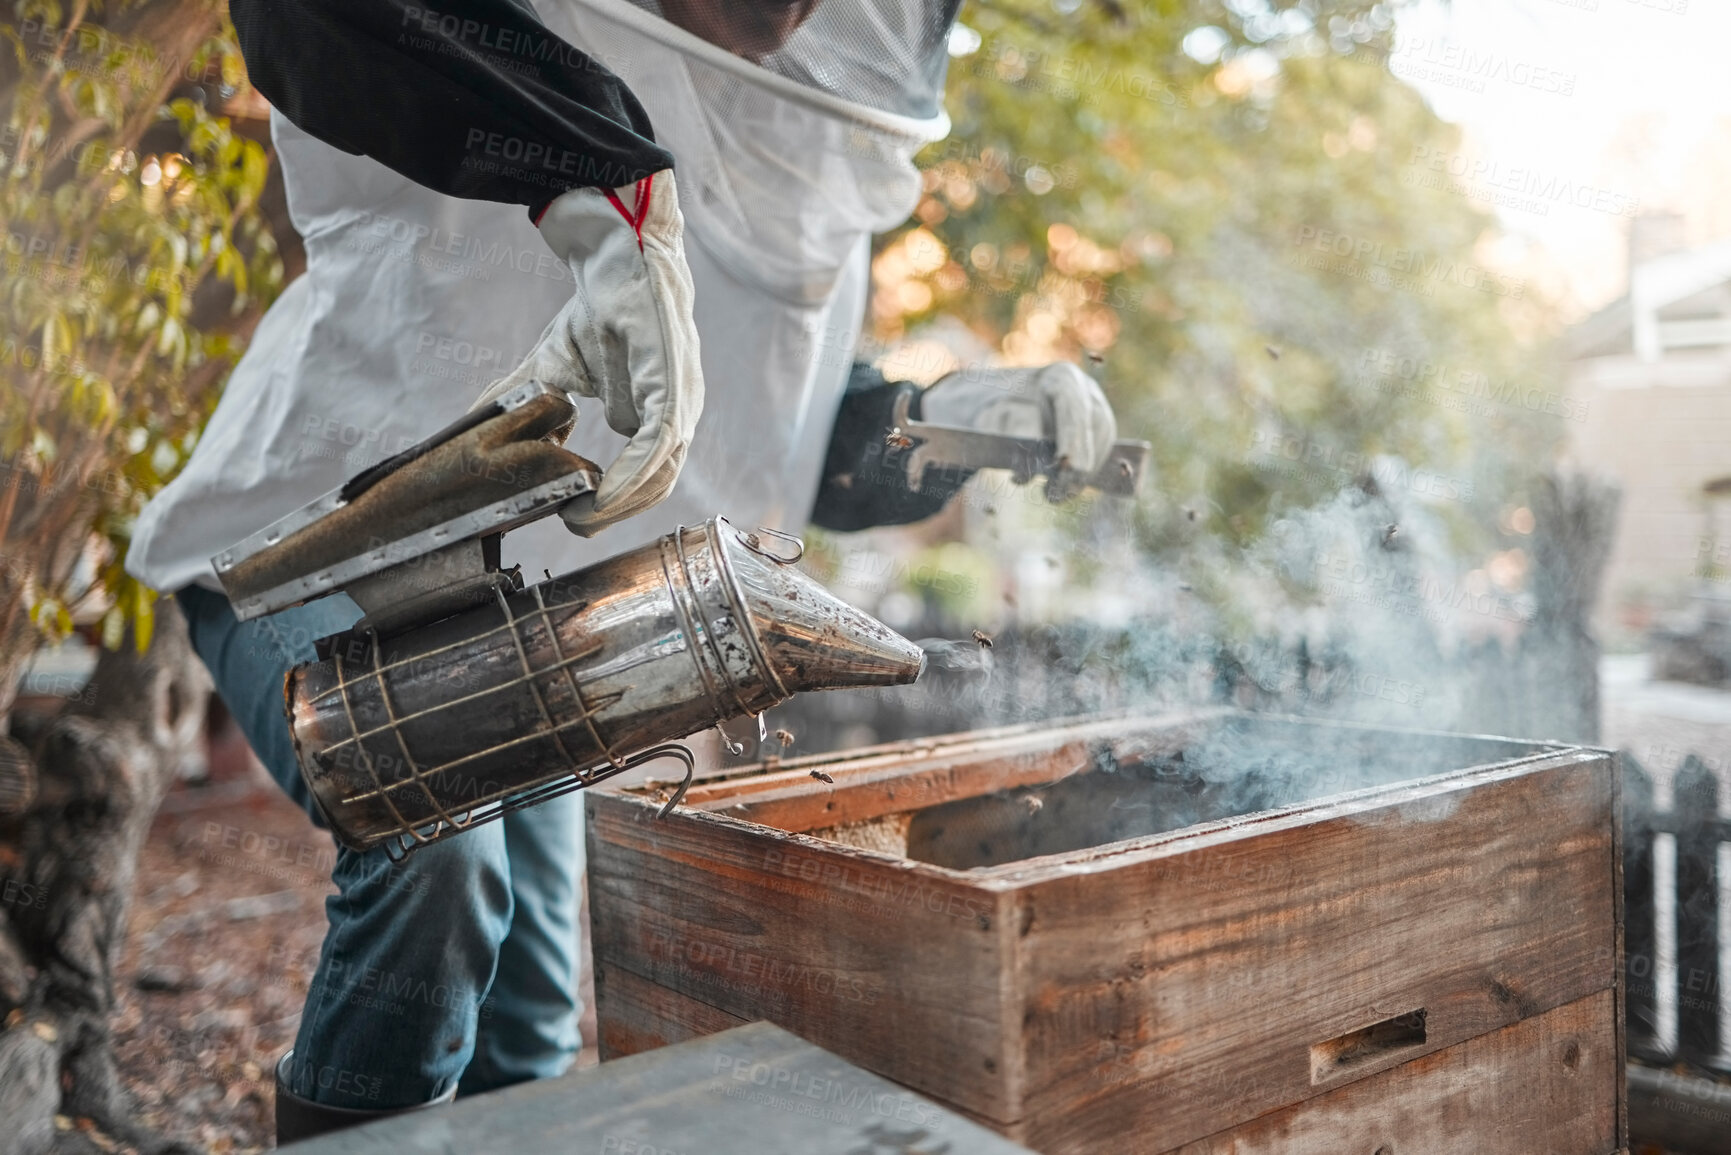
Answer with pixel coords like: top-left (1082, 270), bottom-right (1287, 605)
top-left (274, 1050), bottom-right (457, 1146)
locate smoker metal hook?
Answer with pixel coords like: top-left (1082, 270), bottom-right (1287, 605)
top-left (715, 716), bottom-right (752, 758)
top-left (737, 526), bottom-right (804, 565)
top-left (626, 742), bottom-right (696, 818)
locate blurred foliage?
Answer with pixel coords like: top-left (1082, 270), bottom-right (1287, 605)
top-left (869, 0), bottom-right (1565, 636)
top-left (0, 0), bottom-right (1570, 685)
top-left (0, 0), bottom-right (280, 671)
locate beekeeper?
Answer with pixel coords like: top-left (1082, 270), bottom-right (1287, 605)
top-left (126, 0), bottom-right (1118, 1139)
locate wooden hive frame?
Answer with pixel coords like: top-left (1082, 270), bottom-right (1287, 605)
top-left (587, 709), bottom-right (1627, 1154)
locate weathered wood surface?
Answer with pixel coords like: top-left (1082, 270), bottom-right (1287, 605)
top-left (0, 606), bottom-right (211, 1155)
top-left (1168, 991), bottom-right (1620, 1155)
top-left (282, 1020), bottom-right (1035, 1154)
top-left (1014, 753), bottom-right (1617, 1151)
top-left (1610, 752), bottom-right (1630, 1154)
top-left (1626, 1062), bottom-right (1731, 1154)
top-left (676, 711), bottom-right (1217, 832)
top-left (586, 799), bottom-right (1021, 1119)
top-left (674, 712), bottom-right (1560, 837)
top-left (589, 714), bottom-right (1621, 1149)
top-left (596, 961), bottom-right (749, 1060)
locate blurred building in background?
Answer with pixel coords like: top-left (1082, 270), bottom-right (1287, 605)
top-left (1564, 213), bottom-right (1731, 644)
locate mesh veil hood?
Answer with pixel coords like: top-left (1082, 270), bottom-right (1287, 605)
top-left (548, 0), bottom-right (956, 302)
top-left (619, 0), bottom-right (961, 122)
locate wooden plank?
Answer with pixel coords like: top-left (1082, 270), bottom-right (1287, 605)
top-left (1626, 1063), bottom-right (1731, 1154)
top-left (596, 961), bottom-right (749, 1061)
top-left (1610, 751), bottom-right (1630, 1150)
top-left (1013, 754), bottom-right (1617, 1152)
top-left (585, 798), bottom-right (1023, 1121)
top-left (653, 711), bottom-right (1563, 835)
top-left (283, 1020), bottom-right (1037, 1155)
top-left (1166, 990), bottom-right (1619, 1155)
top-left (670, 712), bottom-right (1210, 833)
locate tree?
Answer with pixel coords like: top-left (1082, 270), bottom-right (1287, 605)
top-left (852, 0), bottom-right (1575, 719)
top-left (0, 3), bottom-right (281, 1148)
top-left (0, 0), bottom-right (279, 797)
top-left (0, 611), bottom-right (209, 1155)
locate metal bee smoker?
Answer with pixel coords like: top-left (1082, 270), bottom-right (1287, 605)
top-left (213, 382), bottom-right (926, 858)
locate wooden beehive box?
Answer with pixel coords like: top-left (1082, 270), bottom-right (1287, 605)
top-left (586, 710), bottom-right (1626, 1154)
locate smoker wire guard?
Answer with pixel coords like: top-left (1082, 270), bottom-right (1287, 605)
top-left (285, 521), bottom-right (812, 861)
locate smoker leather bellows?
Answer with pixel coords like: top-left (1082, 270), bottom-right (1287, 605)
top-left (287, 520), bottom-right (925, 855)
top-left (210, 382), bottom-right (924, 858)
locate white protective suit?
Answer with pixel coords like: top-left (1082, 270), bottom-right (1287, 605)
top-left (127, 0), bottom-right (952, 594)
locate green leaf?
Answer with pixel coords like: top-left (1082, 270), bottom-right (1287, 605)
top-left (41, 311), bottom-right (70, 363)
top-left (101, 604), bottom-right (124, 651)
top-left (132, 582), bottom-right (156, 652)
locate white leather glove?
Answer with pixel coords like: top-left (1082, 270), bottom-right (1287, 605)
top-left (920, 362), bottom-right (1117, 500)
top-left (471, 169), bottom-right (704, 536)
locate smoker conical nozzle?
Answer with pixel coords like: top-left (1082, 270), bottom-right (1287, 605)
top-left (721, 534), bottom-right (928, 694)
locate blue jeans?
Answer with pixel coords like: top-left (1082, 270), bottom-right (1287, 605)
top-left (177, 586), bottom-right (582, 1108)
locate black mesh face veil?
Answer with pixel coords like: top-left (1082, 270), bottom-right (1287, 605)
top-left (623, 0), bottom-right (963, 120)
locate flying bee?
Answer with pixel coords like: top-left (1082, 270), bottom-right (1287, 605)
top-left (774, 728), bottom-right (796, 748)
top-left (809, 770), bottom-right (835, 784)
top-left (884, 427), bottom-right (914, 450)
top-left (972, 629), bottom-right (994, 648)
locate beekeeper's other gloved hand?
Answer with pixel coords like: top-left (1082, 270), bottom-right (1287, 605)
top-left (470, 169), bottom-right (703, 537)
top-left (919, 362), bottom-right (1116, 501)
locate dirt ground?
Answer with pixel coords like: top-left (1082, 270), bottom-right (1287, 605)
top-left (109, 704), bottom-right (603, 1154)
top-left (114, 771), bottom-right (335, 1154)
